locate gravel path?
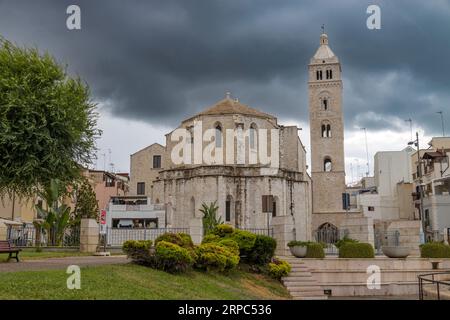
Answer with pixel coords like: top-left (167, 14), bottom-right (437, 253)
top-left (0, 255), bottom-right (129, 273)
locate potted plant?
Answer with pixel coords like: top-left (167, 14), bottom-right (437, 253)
top-left (287, 241), bottom-right (308, 258)
top-left (381, 246), bottom-right (411, 258)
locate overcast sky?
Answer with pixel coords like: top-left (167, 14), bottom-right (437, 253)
top-left (1, 0), bottom-right (449, 182)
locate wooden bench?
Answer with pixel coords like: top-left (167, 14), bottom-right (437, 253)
top-left (0, 240), bottom-right (21, 262)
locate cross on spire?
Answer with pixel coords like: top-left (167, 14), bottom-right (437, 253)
top-left (321, 24), bottom-right (325, 34)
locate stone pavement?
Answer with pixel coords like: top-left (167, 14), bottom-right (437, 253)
top-left (0, 255), bottom-right (128, 273)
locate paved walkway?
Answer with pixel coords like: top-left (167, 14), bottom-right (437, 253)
top-left (0, 255), bottom-right (129, 273)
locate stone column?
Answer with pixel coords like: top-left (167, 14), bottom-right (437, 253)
top-left (80, 218), bottom-right (99, 253)
top-left (272, 215), bottom-right (295, 256)
top-left (189, 218), bottom-right (203, 245)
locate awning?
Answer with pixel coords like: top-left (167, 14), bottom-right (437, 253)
top-left (422, 151), bottom-right (446, 160)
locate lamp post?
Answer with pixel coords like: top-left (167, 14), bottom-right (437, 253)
top-left (408, 132), bottom-right (425, 243)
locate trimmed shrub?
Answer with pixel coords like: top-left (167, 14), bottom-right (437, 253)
top-left (420, 242), bottom-right (450, 258)
top-left (179, 233), bottom-right (194, 248)
top-left (339, 242), bottom-right (375, 258)
top-left (217, 238), bottom-right (240, 256)
top-left (154, 241), bottom-right (194, 273)
top-left (306, 242), bottom-right (325, 258)
top-left (268, 258), bottom-right (291, 280)
top-left (154, 233), bottom-right (184, 247)
top-left (211, 224), bottom-right (234, 237)
top-left (122, 240), bottom-right (154, 265)
top-left (202, 234), bottom-right (221, 244)
top-left (194, 243), bottom-right (240, 272)
top-left (247, 235), bottom-right (277, 265)
top-left (287, 240), bottom-right (310, 247)
top-left (229, 229), bottom-right (257, 254)
top-left (335, 236), bottom-right (359, 249)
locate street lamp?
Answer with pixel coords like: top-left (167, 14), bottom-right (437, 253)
top-left (408, 132), bottom-right (425, 243)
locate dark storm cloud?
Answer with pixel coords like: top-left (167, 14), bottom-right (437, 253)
top-left (0, 0), bottom-right (449, 133)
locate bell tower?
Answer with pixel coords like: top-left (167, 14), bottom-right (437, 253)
top-left (309, 32), bottom-right (346, 215)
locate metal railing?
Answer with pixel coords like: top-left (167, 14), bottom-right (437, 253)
top-left (418, 272), bottom-right (450, 300)
top-left (374, 230), bottom-right (400, 255)
top-left (106, 227), bottom-right (189, 247)
top-left (313, 228), bottom-right (349, 255)
top-left (7, 225), bottom-right (80, 247)
top-left (236, 227), bottom-right (274, 237)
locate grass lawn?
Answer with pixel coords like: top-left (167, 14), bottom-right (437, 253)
top-left (0, 263), bottom-right (291, 300)
top-left (0, 251), bottom-right (93, 262)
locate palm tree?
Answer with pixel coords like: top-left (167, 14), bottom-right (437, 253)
top-left (34, 179), bottom-right (71, 246)
top-left (200, 201), bottom-right (222, 235)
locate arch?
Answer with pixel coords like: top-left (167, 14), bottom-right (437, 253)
top-left (324, 157), bottom-right (332, 172)
top-left (321, 121), bottom-right (331, 138)
top-left (316, 222), bottom-right (339, 244)
top-left (249, 123), bottom-right (257, 149)
top-left (155, 198), bottom-right (160, 204)
top-left (215, 123), bottom-right (222, 148)
top-left (326, 69), bottom-right (333, 80)
top-left (319, 91), bottom-right (331, 110)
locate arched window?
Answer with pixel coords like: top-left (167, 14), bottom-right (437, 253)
top-left (326, 69), bottom-right (333, 80)
top-left (321, 122), bottom-right (331, 138)
top-left (324, 157), bottom-right (332, 172)
top-left (316, 222), bottom-right (339, 243)
top-left (322, 98), bottom-right (328, 110)
top-left (316, 70), bottom-right (323, 80)
top-left (215, 124), bottom-right (222, 148)
top-left (249, 123), bottom-right (257, 149)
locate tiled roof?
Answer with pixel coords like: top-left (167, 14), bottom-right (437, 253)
top-left (188, 97), bottom-right (275, 121)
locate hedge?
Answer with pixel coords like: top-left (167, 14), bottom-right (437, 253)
top-left (211, 224), bottom-right (234, 237)
top-left (247, 235), bottom-right (277, 265)
top-left (154, 241), bottom-right (194, 273)
top-left (122, 240), bottom-right (153, 265)
top-left (339, 242), bottom-right (375, 258)
top-left (268, 258), bottom-right (291, 280)
top-left (305, 242), bottom-right (325, 258)
top-left (154, 233), bottom-right (184, 247)
top-left (420, 242), bottom-right (450, 258)
top-left (335, 236), bottom-right (359, 249)
top-left (228, 229), bottom-right (257, 254)
top-left (194, 243), bottom-right (240, 272)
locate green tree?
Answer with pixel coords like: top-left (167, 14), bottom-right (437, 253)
top-left (73, 178), bottom-right (99, 225)
top-left (200, 201), bottom-right (222, 235)
top-left (33, 179), bottom-right (71, 246)
top-left (0, 38), bottom-right (101, 198)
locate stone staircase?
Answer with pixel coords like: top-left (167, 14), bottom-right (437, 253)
top-left (281, 257), bottom-right (328, 300)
